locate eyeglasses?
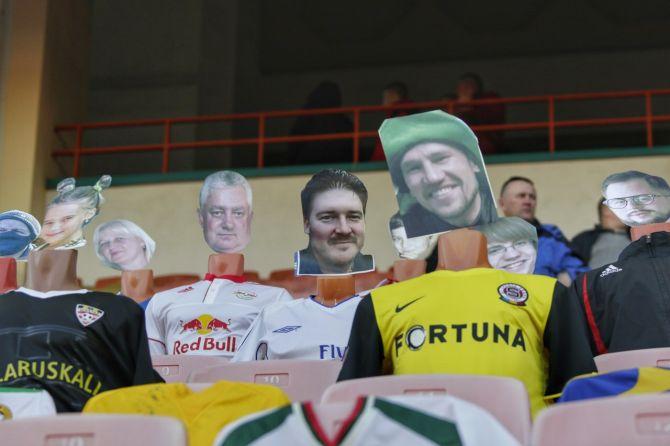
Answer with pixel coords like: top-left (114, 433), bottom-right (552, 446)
top-left (488, 240), bottom-right (533, 256)
top-left (603, 194), bottom-right (670, 209)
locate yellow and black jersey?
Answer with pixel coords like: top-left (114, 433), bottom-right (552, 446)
top-left (338, 268), bottom-right (596, 415)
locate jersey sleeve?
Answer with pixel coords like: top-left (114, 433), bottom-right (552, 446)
top-left (568, 272), bottom-right (607, 356)
top-left (337, 297), bottom-right (385, 381)
top-left (543, 282), bottom-right (596, 396)
top-left (232, 306), bottom-right (269, 362)
top-left (144, 297), bottom-right (167, 355)
top-left (276, 288), bottom-right (293, 303)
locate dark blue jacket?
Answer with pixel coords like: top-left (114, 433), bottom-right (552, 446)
top-left (533, 221), bottom-right (588, 280)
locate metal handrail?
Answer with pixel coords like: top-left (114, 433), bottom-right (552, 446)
top-left (53, 88), bottom-right (670, 177)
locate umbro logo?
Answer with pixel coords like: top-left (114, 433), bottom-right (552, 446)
top-left (395, 296), bottom-right (424, 313)
top-left (273, 325), bottom-right (301, 334)
top-left (178, 286), bottom-right (195, 293)
top-left (600, 265), bottom-right (622, 278)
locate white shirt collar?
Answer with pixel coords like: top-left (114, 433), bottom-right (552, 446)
top-left (16, 287), bottom-right (89, 299)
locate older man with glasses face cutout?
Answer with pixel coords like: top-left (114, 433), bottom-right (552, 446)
top-left (601, 170), bottom-right (670, 227)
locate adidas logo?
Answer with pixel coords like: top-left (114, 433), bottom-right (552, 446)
top-left (600, 265), bottom-right (622, 278)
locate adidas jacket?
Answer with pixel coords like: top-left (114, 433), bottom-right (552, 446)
top-left (569, 231), bottom-right (670, 355)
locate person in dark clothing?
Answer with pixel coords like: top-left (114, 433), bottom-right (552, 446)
top-left (569, 230), bottom-right (670, 356)
top-left (452, 73), bottom-right (505, 154)
top-left (572, 199), bottom-right (630, 268)
top-left (289, 81), bottom-right (353, 165)
top-left (370, 82), bottom-right (413, 161)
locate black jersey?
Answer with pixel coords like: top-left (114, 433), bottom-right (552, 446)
top-left (0, 288), bottom-right (163, 412)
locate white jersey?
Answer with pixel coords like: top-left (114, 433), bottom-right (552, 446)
top-left (213, 394), bottom-right (520, 446)
top-left (0, 388), bottom-right (56, 420)
top-left (145, 278), bottom-right (293, 357)
top-left (232, 295), bottom-right (362, 362)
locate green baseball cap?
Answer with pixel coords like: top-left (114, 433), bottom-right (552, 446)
top-left (378, 109), bottom-right (481, 164)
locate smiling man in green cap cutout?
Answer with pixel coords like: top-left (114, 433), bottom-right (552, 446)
top-left (379, 110), bottom-right (498, 238)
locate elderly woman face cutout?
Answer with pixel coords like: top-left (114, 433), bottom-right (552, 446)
top-left (98, 227), bottom-right (148, 271)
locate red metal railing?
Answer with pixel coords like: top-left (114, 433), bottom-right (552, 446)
top-left (54, 88), bottom-right (670, 177)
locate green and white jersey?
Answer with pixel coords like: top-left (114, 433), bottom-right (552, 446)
top-left (0, 387), bottom-right (56, 420)
top-left (213, 395), bottom-right (519, 446)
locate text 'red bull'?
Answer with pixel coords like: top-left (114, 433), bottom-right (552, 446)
top-left (173, 336), bottom-right (237, 354)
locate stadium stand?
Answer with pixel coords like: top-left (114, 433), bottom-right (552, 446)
top-left (595, 347), bottom-right (670, 373)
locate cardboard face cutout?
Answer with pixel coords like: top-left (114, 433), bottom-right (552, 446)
top-left (0, 210), bottom-right (41, 260)
top-left (198, 171), bottom-right (253, 254)
top-left (94, 220), bottom-right (156, 271)
top-left (379, 110), bottom-right (498, 239)
top-left (389, 213), bottom-right (437, 260)
top-left (33, 176), bottom-right (111, 251)
top-left (480, 217), bottom-right (538, 275)
top-left (295, 169), bottom-right (375, 276)
top-left (601, 170), bottom-right (670, 227)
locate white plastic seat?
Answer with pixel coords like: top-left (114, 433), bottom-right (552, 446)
top-left (188, 359), bottom-right (342, 402)
top-left (152, 354), bottom-right (230, 383)
top-left (321, 374), bottom-right (531, 444)
top-left (595, 347), bottom-right (670, 373)
top-left (0, 414), bottom-right (187, 445)
top-left (532, 393), bottom-right (670, 446)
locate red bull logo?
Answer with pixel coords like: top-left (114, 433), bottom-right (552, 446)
top-left (179, 314), bottom-right (233, 335)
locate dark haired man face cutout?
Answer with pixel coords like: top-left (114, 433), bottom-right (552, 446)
top-left (304, 189), bottom-right (365, 274)
top-left (603, 177), bottom-right (670, 226)
top-left (400, 142), bottom-right (482, 227)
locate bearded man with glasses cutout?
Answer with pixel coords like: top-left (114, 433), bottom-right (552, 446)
top-left (601, 170), bottom-right (670, 226)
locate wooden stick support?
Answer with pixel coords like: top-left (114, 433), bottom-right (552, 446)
top-left (316, 275), bottom-right (356, 305)
top-left (0, 258), bottom-right (17, 293)
top-left (25, 250), bottom-right (80, 292)
top-left (208, 253), bottom-right (245, 276)
top-left (392, 259), bottom-right (426, 282)
top-left (630, 223), bottom-right (670, 241)
top-left (437, 228), bottom-right (491, 271)
top-left (121, 269), bottom-right (155, 303)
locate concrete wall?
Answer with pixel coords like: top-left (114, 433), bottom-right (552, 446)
top-left (60, 153), bottom-right (670, 285)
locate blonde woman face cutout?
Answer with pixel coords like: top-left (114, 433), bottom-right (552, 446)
top-left (98, 227), bottom-right (148, 271)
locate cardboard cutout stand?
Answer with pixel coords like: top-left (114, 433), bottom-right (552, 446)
top-left (631, 222), bottom-right (670, 241)
top-left (437, 228), bottom-right (492, 271)
top-left (121, 269), bottom-right (155, 303)
top-left (392, 259), bottom-right (426, 282)
top-left (0, 258), bottom-right (17, 293)
top-left (25, 250), bottom-right (80, 292)
top-left (316, 276), bottom-right (356, 306)
top-left (208, 253), bottom-right (244, 276)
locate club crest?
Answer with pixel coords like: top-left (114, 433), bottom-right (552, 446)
top-left (498, 283), bottom-right (529, 306)
top-left (76, 304), bottom-right (105, 327)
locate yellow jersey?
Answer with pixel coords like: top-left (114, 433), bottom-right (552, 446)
top-left (338, 268), bottom-right (595, 415)
top-left (83, 381), bottom-right (289, 446)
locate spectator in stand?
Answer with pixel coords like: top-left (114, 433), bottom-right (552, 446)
top-left (370, 82), bottom-right (413, 161)
top-left (288, 81), bottom-right (353, 165)
top-left (499, 176), bottom-right (587, 285)
top-left (452, 73), bottom-right (504, 154)
top-left (572, 199), bottom-right (630, 269)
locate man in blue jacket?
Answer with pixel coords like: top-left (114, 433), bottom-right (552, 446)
top-left (499, 176), bottom-right (588, 284)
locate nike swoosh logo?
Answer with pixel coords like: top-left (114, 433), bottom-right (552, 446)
top-left (395, 296), bottom-right (425, 313)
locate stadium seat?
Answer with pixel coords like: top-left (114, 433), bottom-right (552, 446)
top-left (189, 359), bottom-right (342, 402)
top-left (595, 347), bottom-right (670, 373)
top-left (269, 269), bottom-right (294, 281)
top-left (243, 270), bottom-right (261, 282)
top-left (353, 269), bottom-right (387, 293)
top-left (153, 274), bottom-right (200, 292)
top-left (321, 374), bottom-right (531, 444)
top-left (531, 393), bottom-right (670, 446)
top-left (0, 414), bottom-right (187, 445)
top-left (152, 355), bottom-right (230, 383)
top-left (93, 276), bottom-right (121, 291)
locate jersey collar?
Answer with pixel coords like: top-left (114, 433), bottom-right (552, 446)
top-left (300, 397), bottom-right (367, 446)
top-left (16, 287), bottom-right (89, 299)
top-left (204, 273), bottom-right (246, 283)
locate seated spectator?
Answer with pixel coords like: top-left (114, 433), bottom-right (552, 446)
top-left (571, 199), bottom-right (630, 269)
top-left (452, 73), bottom-right (504, 154)
top-left (288, 81), bottom-right (353, 165)
top-left (370, 81), bottom-right (413, 161)
top-left (499, 176), bottom-right (588, 285)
